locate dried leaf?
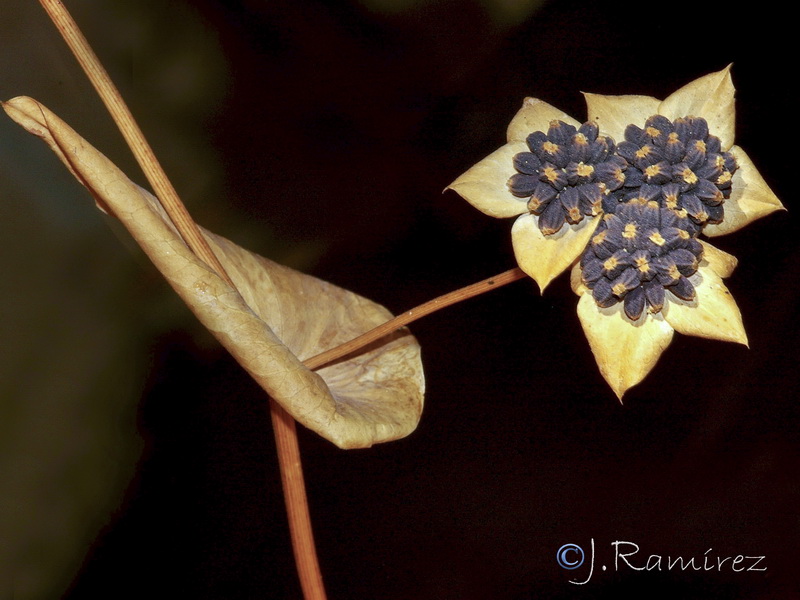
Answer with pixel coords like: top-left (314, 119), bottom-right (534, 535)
top-left (3, 96), bottom-right (424, 449)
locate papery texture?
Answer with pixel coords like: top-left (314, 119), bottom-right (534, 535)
top-left (3, 96), bottom-right (424, 449)
top-left (577, 294), bottom-right (674, 400)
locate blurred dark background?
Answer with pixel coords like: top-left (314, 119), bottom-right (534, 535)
top-left (1, 0), bottom-right (797, 598)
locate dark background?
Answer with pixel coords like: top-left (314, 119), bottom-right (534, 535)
top-left (2, 0), bottom-right (797, 598)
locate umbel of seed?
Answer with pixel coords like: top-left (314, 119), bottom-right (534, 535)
top-left (507, 120), bottom-right (627, 234)
top-left (577, 115), bottom-right (738, 320)
top-left (580, 202), bottom-right (705, 320)
top-left (506, 114), bottom-right (738, 319)
top-left (612, 114), bottom-right (738, 227)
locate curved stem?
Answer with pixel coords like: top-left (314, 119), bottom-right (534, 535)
top-left (304, 267), bottom-right (527, 370)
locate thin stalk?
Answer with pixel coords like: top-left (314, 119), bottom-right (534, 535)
top-left (37, 2), bottom-right (327, 598)
top-left (270, 403), bottom-right (327, 599)
top-left (37, 0), bottom-right (229, 281)
top-left (304, 267), bottom-right (527, 370)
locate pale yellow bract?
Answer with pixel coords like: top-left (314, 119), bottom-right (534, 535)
top-left (447, 66), bottom-right (784, 398)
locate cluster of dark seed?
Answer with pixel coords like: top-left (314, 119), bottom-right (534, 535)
top-left (612, 115), bottom-right (738, 227)
top-left (580, 202), bottom-right (704, 320)
top-left (507, 120), bottom-right (627, 234)
top-left (507, 115), bottom-right (738, 319)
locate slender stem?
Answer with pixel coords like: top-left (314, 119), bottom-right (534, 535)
top-left (38, 2), bottom-right (327, 597)
top-left (37, 0), bottom-right (231, 284)
top-left (304, 267), bottom-right (527, 370)
top-left (269, 401), bottom-right (328, 599)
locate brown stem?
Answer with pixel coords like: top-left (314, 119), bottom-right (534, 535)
top-left (282, 266), bottom-right (522, 597)
top-left (304, 267), bottom-right (527, 370)
top-left (37, 0), bottom-right (231, 283)
top-left (37, 1), bottom-right (327, 597)
top-left (269, 398), bottom-right (328, 599)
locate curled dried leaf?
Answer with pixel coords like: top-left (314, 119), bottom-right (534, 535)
top-left (3, 96), bottom-right (424, 449)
